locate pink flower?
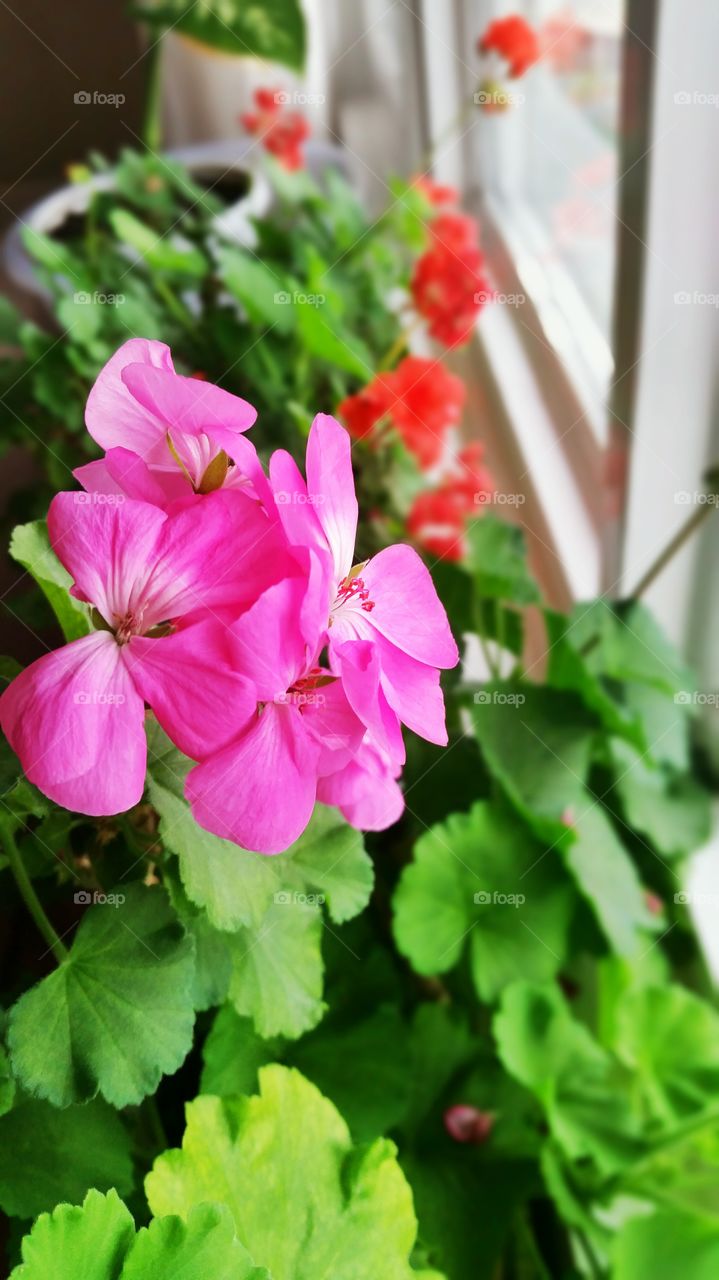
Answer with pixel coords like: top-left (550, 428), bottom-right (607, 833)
top-left (74, 340), bottom-right (270, 509)
top-left (0, 491), bottom-right (281, 816)
top-left (269, 414), bottom-right (459, 755)
top-left (186, 558), bottom-right (366, 854)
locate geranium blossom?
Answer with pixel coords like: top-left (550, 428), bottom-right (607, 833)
top-left (478, 14), bottom-right (540, 77)
top-left (75, 339), bottom-right (270, 509)
top-left (269, 414), bottom-right (459, 755)
top-left (411, 234), bottom-right (491, 348)
top-left (339, 356), bottom-right (465, 469)
top-left (240, 88), bottom-right (311, 171)
top-left (0, 492), bottom-right (280, 815)
top-left (407, 442), bottom-right (495, 560)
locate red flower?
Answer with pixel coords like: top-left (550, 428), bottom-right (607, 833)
top-left (411, 175), bottom-right (460, 208)
top-left (407, 441), bottom-right (495, 560)
top-left (411, 242), bottom-right (491, 348)
top-left (239, 88), bottom-right (311, 170)
top-left (430, 212), bottom-right (481, 254)
top-left (444, 1105), bottom-right (495, 1144)
top-left (478, 15), bottom-right (540, 78)
top-left (339, 356), bottom-right (465, 470)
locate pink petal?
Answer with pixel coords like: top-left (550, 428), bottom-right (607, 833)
top-left (362, 543), bottom-right (459, 668)
top-left (331, 638), bottom-right (405, 765)
top-left (104, 447), bottom-right (188, 506)
top-left (300, 678), bottom-right (365, 776)
top-left (227, 574), bottom-right (311, 702)
top-left (269, 448), bottom-right (326, 554)
top-left (86, 339), bottom-right (174, 453)
top-left (122, 364), bottom-right (257, 441)
top-left (73, 459), bottom-right (125, 496)
top-left (48, 493), bottom-right (167, 625)
top-left (125, 622), bottom-right (256, 761)
top-left (0, 633), bottom-right (146, 815)
top-left (318, 740), bottom-right (405, 831)
top-left (373, 631), bottom-right (449, 746)
top-left (186, 704), bottom-right (321, 854)
top-left (306, 414), bottom-right (358, 583)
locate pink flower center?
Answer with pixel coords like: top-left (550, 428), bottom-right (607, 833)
top-left (113, 610), bottom-right (145, 645)
top-left (333, 574), bottom-right (375, 614)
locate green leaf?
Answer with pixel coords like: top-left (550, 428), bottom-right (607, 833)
top-left (544, 608), bottom-right (645, 747)
top-left (281, 803), bottom-right (374, 924)
top-left (216, 247), bottom-right (294, 332)
top-left (201, 1006), bottom-right (281, 1099)
top-left (494, 982), bottom-right (644, 1175)
top-left (146, 1064), bottom-right (442, 1279)
top-left (611, 740), bottom-right (711, 859)
top-left (134, 0), bottom-right (306, 70)
top-left (394, 801), bottom-right (575, 1001)
top-left (296, 303), bottom-right (374, 378)
top-left (0, 1097), bottom-right (133, 1219)
top-left (614, 1209), bottom-right (719, 1280)
top-left (614, 985), bottom-right (719, 1126)
top-left (562, 805), bottom-right (657, 957)
top-left (226, 899), bottom-right (325, 1039)
top-left (465, 517), bottom-right (540, 604)
top-left (11, 1189), bottom-right (265, 1280)
top-left (8, 884), bottom-right (196, 1107)
top-left (9, 520), bottom-right (90, 642)
top-left (472, 685), bottom-right (596, 844)
top-left (109, 209), bottom-right (207, 276)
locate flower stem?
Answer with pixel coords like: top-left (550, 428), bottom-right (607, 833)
top-left (142, 36), bottom-right (163, 153)
top-left (630, 490), bottom-right (718, 599)
top-left (0, 817), bottom-right (68, 964)
top-left (379, 318), bottom-right (421, 371)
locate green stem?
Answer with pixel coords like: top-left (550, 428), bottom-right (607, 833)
top-left (418, 84), bottom-right (481, 174)
top-left (630, 491), bottom-right (718, 599)
top-left (154, 279), bottom-right (197, 335)
top-left (379, 318), bottom-right (422, 371)
top-left (0, 817), bottom-right (68, 963)
top-left (142, 36), bottom-right (164, 153)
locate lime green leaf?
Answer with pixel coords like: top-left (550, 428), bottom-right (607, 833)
top-left (494, 983), bottom-right (644, 1174)
top-left (10, 1189), bottom-right (265, 1280)
top-left (10, 521), bottom-right (90, 642)
top-left (544, 608), bottom-right (645, 747)
top-left (226, 899), bottom-right (325, 1039)
top-left (0, 1097), bottom-right (133, 1219)
top-left (296, 303), bottom-right (374, 378)
top-left (133, 0), bottom-right (306, 71)
top-left (216, 247), bottom-right (294, 331)
top-left (614, 1209), bottom-right (719, 1280)
top-left (20, 226), bottom-right (86, 286)
top-left (146, 1064), bottom-right (442, 1279)
top-left (614, 986), bottom-right (719, 1125)
top-left (8, 884), bottom-right (196, 1107)
top-left (563, 805), bottom-right (657, 957)
top-left (393, 801), bottom-right (574, 1001)
top-left (472, 686), bottom-right (596, 843)
top-left (465, 517), bottom-right (540, 604)
top-left (109, 209), bottom-right (207, 275)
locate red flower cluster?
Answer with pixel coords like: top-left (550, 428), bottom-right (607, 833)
top-left (411, 212), bottom-right (491, 348)
top-left (477, 14), bottom-right (540, 78)
top-left (339, 356), bottom-right (465, 470)
top-left (239, 88), bottom-right (310, 170)
top-left (411, 174), bottom-right (460, 208)
top-left (407, 442), bottom-right (494, 561)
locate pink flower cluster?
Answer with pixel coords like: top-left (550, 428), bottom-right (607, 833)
top-left (1, 341), bottom-right (458, 854)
